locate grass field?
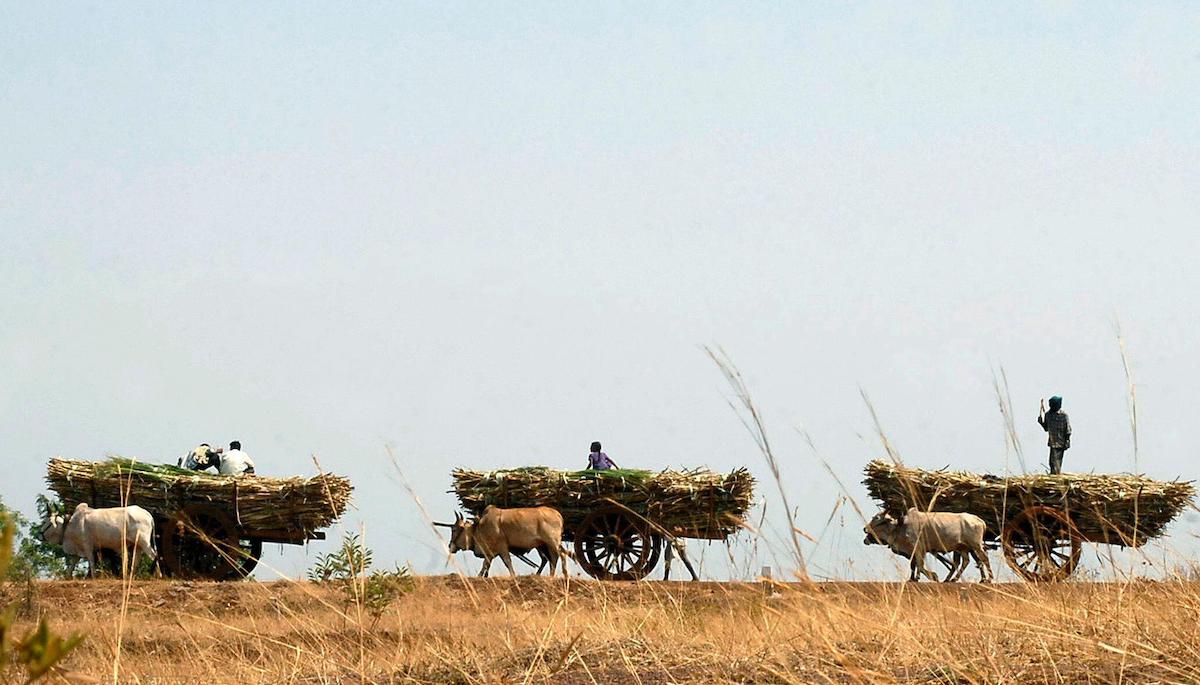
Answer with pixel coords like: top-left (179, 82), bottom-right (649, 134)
top-left (7, 575), bottom-right (1200, 684)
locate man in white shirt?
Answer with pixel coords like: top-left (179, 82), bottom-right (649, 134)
top-left (219, 440), bottom-right (256, 476)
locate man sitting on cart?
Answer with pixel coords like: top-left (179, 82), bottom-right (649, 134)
top-left (179, 443), bottom-right (221, 471)
top-left (1038, 395), bottom-right (1071, 475)
top-left (219, 440), bottom-right (256, 476)
top-left (586, 441), bottom-right (618, 470)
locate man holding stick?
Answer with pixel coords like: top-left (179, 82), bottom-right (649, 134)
top-left (1038, 395), bottom-right (1071, 475)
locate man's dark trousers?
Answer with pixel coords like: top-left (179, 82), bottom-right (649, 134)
top-left (1049, 447), bottom-right (1066, 475)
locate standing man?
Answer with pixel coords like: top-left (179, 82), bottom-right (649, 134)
top-left (219, 440), bottom-right (256, 475)
top-left (1038, 396), bottom-right (1071, 474)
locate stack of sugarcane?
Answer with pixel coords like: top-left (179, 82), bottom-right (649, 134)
top-left (451, 466), bottom-right (755, 539)
top-left (46, 458), bottom-right (352, 532)
top-left (863, 459), bottom-right (1195, 546)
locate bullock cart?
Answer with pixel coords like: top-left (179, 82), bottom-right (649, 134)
top-left (863, 460), bottom-right (1195, 582)
top-left (46, 458), bottom-right (352, 580)
top-left (451, 466), bottom-right (755, 580)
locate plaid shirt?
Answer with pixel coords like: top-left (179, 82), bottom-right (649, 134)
top-left (1039, 410), bottom-right (1071, 449)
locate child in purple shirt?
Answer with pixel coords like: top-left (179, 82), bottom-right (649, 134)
top-left (587, 441), bottom-right (618, 470)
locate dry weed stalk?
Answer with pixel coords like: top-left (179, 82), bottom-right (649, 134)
top-left (1115, 320), bottom-right (1140, 472)
top-left (704, 346), bottom-right (810, 582)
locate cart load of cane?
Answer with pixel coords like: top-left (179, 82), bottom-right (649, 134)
top-left (46, 457), bottom-right (352, 533)
top-left (863, 459), bottom-right (1194, 546)
top-left (451, 466), bottom-right (755, 540)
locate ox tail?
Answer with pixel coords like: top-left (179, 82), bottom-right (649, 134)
top-left (146, 517), bottom-right (162, 578)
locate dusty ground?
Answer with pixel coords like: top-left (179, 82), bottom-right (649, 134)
top-left (5, 576), bottom-right (1200, 684)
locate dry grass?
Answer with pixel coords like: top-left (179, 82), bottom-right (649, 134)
top-left (8, 575), bottom-right (1200, 684)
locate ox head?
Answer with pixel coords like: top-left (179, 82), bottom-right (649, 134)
top-left (37, 495), bottom-right (67, 545)
top-left (40, 514), bottom-right (66, 545)
top-left (433, 512), bottom-right (474, 554)
top-left (863, 511), bottom-right (899, 547)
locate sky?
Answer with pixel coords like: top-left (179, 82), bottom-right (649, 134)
top-left (2, 3), bottom-right (1199, 581)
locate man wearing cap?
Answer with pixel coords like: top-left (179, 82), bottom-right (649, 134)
top-left (1038, 396), bottom-right (1071, 475)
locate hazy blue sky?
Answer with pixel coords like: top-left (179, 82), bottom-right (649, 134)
top-left (3, 3), bottom-right (1199, 580)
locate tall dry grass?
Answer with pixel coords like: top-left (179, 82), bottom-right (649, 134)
top-left (8, 576), bottom-right (1200, 684)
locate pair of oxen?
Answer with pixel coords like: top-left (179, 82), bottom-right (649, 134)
top-left (863, 508), bottom-right (993, 582)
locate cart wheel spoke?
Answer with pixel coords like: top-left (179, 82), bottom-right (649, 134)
top-left (606, 553), bottom-right (621, 572)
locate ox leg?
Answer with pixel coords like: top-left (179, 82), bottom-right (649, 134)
top-left (557, 545), bottom-right (571, 578)
top-left (972, 545), bottom-right (993, 583)
top-left (478, 556), bottom-right (492, 578)
top-left (910, 549), bottom-right (937, 582)
top-left (64, 556), bottom-right (79, 579)
top-left (662, 541), bottom-right (673, 581)
top-left (944, 552), bottom-right (967, 582)
top-left (675, 541), bottom-right (699, 582)
top-left (536, 547), bottom-right (550, 576)
top-left (957, 551), bottom-right (972, 582)
top-left (498, 549), bottom-right (517, 577)
top-left (938, 552), bottom-right (960, 583)
top-left (82, 544), bottom-right (96, 579)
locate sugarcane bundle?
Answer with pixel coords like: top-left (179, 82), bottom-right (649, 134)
top-left (46, 458), bottom-right (352, 532)
top-left (450, 467), bottom-right (755, 539)
top-left (863, 459), bottom-right (1194, 546)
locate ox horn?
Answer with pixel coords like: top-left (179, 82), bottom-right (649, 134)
top-left (432, 512), bottom-right (464, 528)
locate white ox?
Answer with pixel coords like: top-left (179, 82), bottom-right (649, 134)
top-left (863, 516), bottom-right (965, 582)
top-left (864, 508), bottom-right (993, 583)
top-left (41, 503), bottom-right (158, 578)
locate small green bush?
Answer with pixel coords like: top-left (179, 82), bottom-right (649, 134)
top-left (308, 533), bottom-right (414, 627)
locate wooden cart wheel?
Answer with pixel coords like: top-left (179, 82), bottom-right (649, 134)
top-left (1002, 505), bottom-right (1082, 582)
top-left (160, 503), bottom-right (250, 581)
top-left (573, 510), bottom-right (660, 581)
top-left (644, 534), bottom-right (664, 578)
